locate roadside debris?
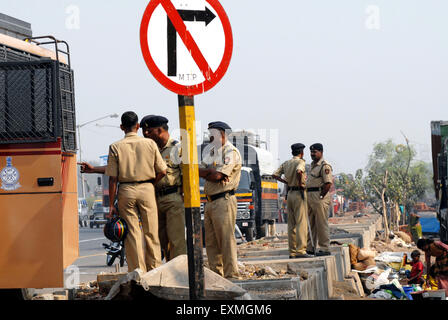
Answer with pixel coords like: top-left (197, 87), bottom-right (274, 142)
top-left (105, 255), bottom-right (249, 300)
top-left (349, 244), bottom-right (377, 271)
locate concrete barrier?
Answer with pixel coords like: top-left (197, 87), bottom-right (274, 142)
top-left (229, 213), bottom-right (383, 300)
top-left (238, 256), bottom-right (337, 299)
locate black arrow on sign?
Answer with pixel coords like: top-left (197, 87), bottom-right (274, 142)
top-left (167, 7), bottom-right (217, 77)
top-left (177, 7), bottom-right (216, 26)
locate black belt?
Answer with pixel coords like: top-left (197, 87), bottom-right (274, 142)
top-left (207, 190), bottom-right (235, 202)
top-left (156, 186), bottom-right (181, 197)
top-left (288, 186), bottom-right (303, 191)
top-left (120, 179), bottom-right (155, 185)
top-left (307, 187), bottom-right (321, 192)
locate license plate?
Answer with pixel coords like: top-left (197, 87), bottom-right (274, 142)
top-left (242, 222), bottom-right (248, 227)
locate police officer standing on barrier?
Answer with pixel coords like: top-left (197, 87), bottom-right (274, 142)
top-left (105, 111), bottom-right (167, 272)
top-left (199, 121), bottom-right (242, 279)
top-left (139, 115), bottom-right (187, 261)
top-left (273, 143), bottom-right (312, 259)
top-left (306, 143), bottom-right (333, 256)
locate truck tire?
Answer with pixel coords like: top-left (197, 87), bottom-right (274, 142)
top-left (245, 227), bottom-right (255, 241)
top-left (256, 223), bottom-right (266, 239)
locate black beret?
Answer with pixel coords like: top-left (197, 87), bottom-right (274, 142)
top-left (291, 143), bottom-right (305, 151)
top-left (140, 115), bottom-right (168, 129)
top-left (140, 115), bottom-right (155, 128)
top-left (208, 121), bottom-right (231, 132)
top-left (310, 143), bottom-right (324, 152)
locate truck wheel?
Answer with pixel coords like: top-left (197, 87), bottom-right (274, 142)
top-left (245, 227), bottom-right (255, 241)
top-left (256, 223), bottom-right (266, 239)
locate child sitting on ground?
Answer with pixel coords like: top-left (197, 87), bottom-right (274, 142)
top-left (405, 250), bottom-right (425, 285)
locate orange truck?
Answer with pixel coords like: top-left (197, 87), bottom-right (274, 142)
top-left (0, 14), bottom-right (78, 297)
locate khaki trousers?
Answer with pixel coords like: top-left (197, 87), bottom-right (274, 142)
top-left (307, 192), bottom-right (330, 252)
top-left (204, 194), bottom-right (239, 278)
top-left (118, 183), bottom-right (161, 273)
top-left (156, 192), bottom-right (187, 261)
top-left (287, 190), bottom-right (308, 256)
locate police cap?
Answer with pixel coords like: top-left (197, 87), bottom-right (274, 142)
top-left (208, 121), bottom-right (232, 132)
top-left (310, 143), bottom-right (324, 152)
top-left (291, 143), bottom-right (305, 152)
top-left (140, 115), bottom-right (168, 129)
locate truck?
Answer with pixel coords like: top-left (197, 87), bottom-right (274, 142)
top-left (0, 13), bottom-right (78, 298)
top-left (430, 121), bottom-right (448, 243)
top-left (199, 130), bottom-right (279, 241)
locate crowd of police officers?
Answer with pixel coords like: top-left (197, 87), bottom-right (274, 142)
top-left (80, 112), bottom-right (333, 279)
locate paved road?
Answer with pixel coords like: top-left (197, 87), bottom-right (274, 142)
top-left (75, 226), bottom-right (119, 284)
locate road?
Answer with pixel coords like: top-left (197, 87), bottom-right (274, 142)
top-left (75, 226), bottom-right (119, 284)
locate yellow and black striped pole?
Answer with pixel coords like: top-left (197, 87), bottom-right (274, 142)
top-left (178, 95), bottom-right (204, 299)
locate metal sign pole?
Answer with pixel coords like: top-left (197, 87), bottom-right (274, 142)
top-left (178, 95), bottom-right (204, 300)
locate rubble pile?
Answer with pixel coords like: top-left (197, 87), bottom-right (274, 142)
top-left (236, 261), bottom-right (308, 281)
top-left (75, 281), bottom-right (103, 300)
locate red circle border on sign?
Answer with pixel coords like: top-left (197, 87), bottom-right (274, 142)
top-left (140, 0), bottom-right (233, 96)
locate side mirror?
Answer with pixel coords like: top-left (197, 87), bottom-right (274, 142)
top-left (97, 177), bottom-right (102, 186)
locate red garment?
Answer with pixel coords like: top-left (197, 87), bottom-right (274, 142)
top-left (410, 261), bottom-right (424, 279)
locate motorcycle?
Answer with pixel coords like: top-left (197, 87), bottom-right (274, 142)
top-left (102, 241), bottom-right (126, 267)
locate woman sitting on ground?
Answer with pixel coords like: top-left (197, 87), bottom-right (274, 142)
top-left (416, 238), bottom-right (448, 294)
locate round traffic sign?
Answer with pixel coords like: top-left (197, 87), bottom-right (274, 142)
top-left (140, 0), bottom-right (233, 96)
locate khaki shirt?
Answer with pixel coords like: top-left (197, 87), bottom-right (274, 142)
top-left (306, 158), bottom-right (333, 188)
top-left (273, 156), bottom-right (306, 188)
top-left (105, 132), bottom-right (167, 182)
top-left (155, 138), bottom-right (182, 190)
top-left (201, 141), bottom-right (242, 196)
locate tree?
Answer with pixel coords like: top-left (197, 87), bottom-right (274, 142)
top-left (336, 139), bottom-right (433, 240)
top-left (334, 169), bottom-right (364, 202)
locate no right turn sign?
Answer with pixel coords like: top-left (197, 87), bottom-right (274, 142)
top-left (140, 0), bottom-right (233, 96)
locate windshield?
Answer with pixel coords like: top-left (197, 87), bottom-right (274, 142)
top-left (238, 171), bottom-right (250, 190)
top-left (199, 170), bottom-right (251, 190)
top-left (93, 202), bottom-right (102, 209)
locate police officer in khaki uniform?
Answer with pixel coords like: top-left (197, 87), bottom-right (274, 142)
top-left (199, 121), bottom-right (242, 279)
top-left (273, 143), bottom-right (312, 259)
top-left (306, 143), bottom-right (333, 256)
top-left (139, 115), bottom-right (187, 261)
top-left (105, 112), bottom-right (167, 272)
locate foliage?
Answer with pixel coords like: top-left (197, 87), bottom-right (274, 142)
top-left (337, 139), bottom-right (432, 215)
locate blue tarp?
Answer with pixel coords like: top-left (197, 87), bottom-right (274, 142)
top-left (420, 217), bottom-right (440, 234)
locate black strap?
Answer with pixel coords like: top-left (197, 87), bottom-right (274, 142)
top-left (208, 190), bottom-right (235, 202)
top-left (307, 187), bottom-right (321, 192)
top-left (288, 186), bottom-right (302, 191)
top-left (156, 186), bottom-right (180, 197)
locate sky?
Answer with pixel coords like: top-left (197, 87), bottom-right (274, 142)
top-left (1, 0), bottom-right (447, 174)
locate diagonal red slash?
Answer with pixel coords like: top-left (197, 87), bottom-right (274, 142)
top-left (159, 0), bottom-right (214, 81)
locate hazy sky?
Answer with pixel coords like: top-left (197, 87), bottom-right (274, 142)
top-left (2, 0), bottom-right (447, 174)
